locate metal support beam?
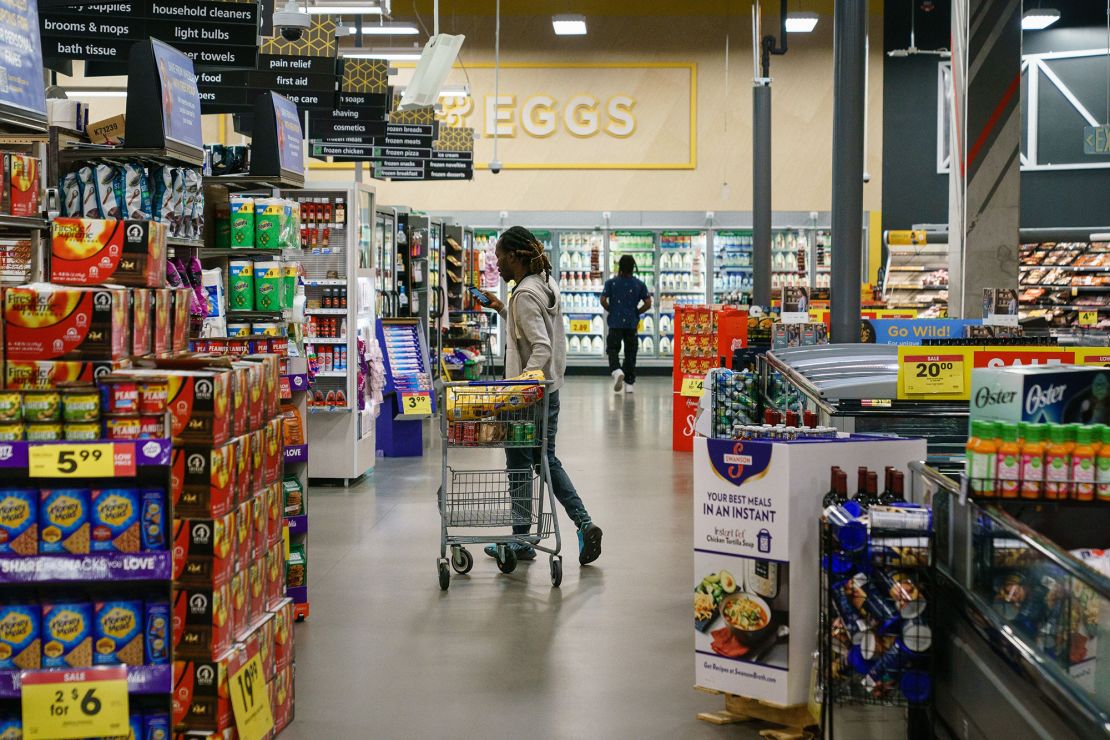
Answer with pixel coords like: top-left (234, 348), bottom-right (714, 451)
top-left (830, 0), bottom-right (867, 343)
top-left (752, 83), bottom-right (772, 306)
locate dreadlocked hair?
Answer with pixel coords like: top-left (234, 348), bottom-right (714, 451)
top-left (498, 225), bottom-right (552, 280)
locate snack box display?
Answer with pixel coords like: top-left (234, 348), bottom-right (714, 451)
top-left (132, 287), bottom-right (153, 356)
top-left (250, 429), bottom-right (265, 495)
top-left (49, 218), bottom-right (167, 288)
top-left (265, 482), bottom-right (281, 547)
top-left (172, 286), bottom-right (192, 353)
top-left (152, 287), bottom-right (172, 356)
top-left (117, 368), bottom-right (232, 445)
top-left (265, 540), bottom-right (283, 608)
top-left (263, 417), bottom-right (281, 485)
top-left (171, 442), bottom-right (235, 519)
top-left (172, 647), bottom-right (235, 732)
top-left (41, 600), bottom-right (93, 668)
top-left (0, 487), bottom-right (38, 555)
top-left (233, 434), bottom-right (251, 504)
top-left (4, 284), bottom-right (130, 361)
top-left (90, 488), bottom-right (142, 553)
top-left (92, 599), bottom-right (143, 665)
top-left (230, 569), bottom-right (247, 638)
top-left (241, 354), bottom-right (281, 420)
top-left (227, 363), bottom-right (249, 438)
top-left (0, 603), bottom-right (40, 670)
top-left (173, 512), bottom-right (236, 586)
top-left (970, 365), bottom-right (1110, 426)
top-left (3, 153), bottom-right (41, 217)
top-left (272, 598), bottom-right (294, 671)
top-left (172, 581), bottom-right (232, 659)
top-left (273, 663), bottom-right (294, 733)
top-left (40, 488), bottom-right (90, 554)
top-left (3, 359), bottom-right (125, 390)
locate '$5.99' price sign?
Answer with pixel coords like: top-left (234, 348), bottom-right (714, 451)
top-left (21, 666), bottom-right (129, 739)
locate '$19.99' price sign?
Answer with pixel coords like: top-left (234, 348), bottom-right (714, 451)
top-left (229, 654), bottom-right (275, 740)
top-left (20, 666), bottom-right (129, 739)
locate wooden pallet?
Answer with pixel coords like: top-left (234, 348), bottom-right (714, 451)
top-left (696, 689), bottom-right (818, 740)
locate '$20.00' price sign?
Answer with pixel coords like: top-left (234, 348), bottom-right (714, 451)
top-left (902, 353), bottom-right (965, 396)
top-left (21, 666), bottom-right (129, 739)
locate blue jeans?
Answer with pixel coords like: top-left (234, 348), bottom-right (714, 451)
top-left (506, 390), bottom-right (589, 534)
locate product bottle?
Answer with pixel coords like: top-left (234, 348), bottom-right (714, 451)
top-left (1044, 425), bottom-right (1071, 500)
top-left (1020, 423), bottom-right (1047, 500)
top-left (967, 420), bottom-right (999, 496)
top-left (879, 469), bottom-right (906, 505)
top-left (1097, 426), bottom-right (1110, 501)
top-left (1064, 424), bottom-right (1080, 455)
top-left (1072, 426), bottom-right (1097, 502)
top-left (996, 423), bottom-right (1021, 499)
top-left (822, 466), bottom-right (848, 508)
top-left (335, 197), bottom-right (345, 224)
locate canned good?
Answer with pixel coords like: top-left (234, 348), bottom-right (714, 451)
top-left (869, 505), bottom-right (933, 532)
top-left (61, 388), bottom-right (100, 423)
top-left (0, 392), bottom-right (21, 422)
top-left (64, 422), bottom-right (101, 441)
top-left (104, 415), bottom-right (142, 440)
top-left (138, 379), bottom-right (170, 415)
top-left (523, 422), bottom-right (535, 441)
top-left (22, 391), bottom-right (61, 423)
top-left (25, 423), bottom-right (63, 441)
top-left (0, 423), bottom-right (23, 441)
top-left (139, 415), bottom-right (166, 438)
top-left (100, 378), bottom-right (139, 414)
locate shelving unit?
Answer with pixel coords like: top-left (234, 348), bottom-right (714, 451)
top-left (283, 358), bottom-right (310, 622)
top-left (1019, 240), bottom-right (1110, 326)
top-left (882, 240), bottom-right (950, 315)
top-left (712, 229), bottom-right (752, 305)
top-left (375, 207), bottom-right (400, 317)
top-left (557, 230), bottom-right (607, 358)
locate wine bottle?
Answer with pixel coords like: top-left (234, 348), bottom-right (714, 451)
top-left (822, 467), bottom-right (848, 508)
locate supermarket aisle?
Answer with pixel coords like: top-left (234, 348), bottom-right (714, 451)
top-left (283, 377), bottom-right (765, 740)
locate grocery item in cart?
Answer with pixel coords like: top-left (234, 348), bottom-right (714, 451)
top-left (445, 369), bottom-right (546, 421)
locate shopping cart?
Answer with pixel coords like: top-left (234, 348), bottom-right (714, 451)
top-left (437, 379), bottom-right (562, 590)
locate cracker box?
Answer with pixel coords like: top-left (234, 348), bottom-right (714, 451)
top-left (230, 569), bottom-right (247, 638)
top-left (140, 488), bottom-right (166, 551)
top-left (4, 359), bottom-right (123, 390)
top-left (172, 286), bottom-right (192, 353)
top-left (171, 581), bottom-right (231, 659)
top-left (4, 284), bottom-right (129, 361)
top-left (90, 488), bottom-right (141, 553)
top-left (274, 663), bottom-right (294, 732)
top-left (145, 600), bottom-right (170, 665)
top-left (152, 287), bottom-right (172, 356)
top-left (39, 488), bottom-right (90, 554)
top-left (171, 443), bottom-right (234, 519)
top-left (172, 648), bottom-right (234, 732)
top-left (118, 368), bottom-right (231, 445)
top-left (263, 417), bottom-right (281, 485)
top-left (0, 488), bottom-right (38, 555)
top-left (49, 218), bottom-right (167, 288)
top-left (0, 603), bottom-right (40, 670)
top-left (272, 598), bottom-right (293, 671)
top-left (172, 512), bottom-right (235, 586)
top-left (4, 154), bottom-right (40, 217)
top-left (41, 601), bottom-right (93, 668)
top-left (131, 287), bottom-right (152, 356)
top-left (93, 600), bottom-right (143, 665)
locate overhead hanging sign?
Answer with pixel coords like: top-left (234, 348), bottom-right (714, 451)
top-left (0, 0), bottom-right (48, 124)
top-left (196, 55), bottom-right (339, 113)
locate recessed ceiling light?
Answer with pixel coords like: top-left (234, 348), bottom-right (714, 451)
top-left (358, 23), bottom-right (419, 34)
top-left (307, 4), bottom-right (384, 14)
top-left (1022, 8), bottom-right (1060, 30)
top-left (340, 49), bottom-right (421, 60)
top-left (552, 14), bottom-right (587, 36)
top-left (784, 12), bottom-right (818, 33)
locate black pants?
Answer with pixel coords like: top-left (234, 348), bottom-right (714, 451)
top-left (606, 327), bottom-right (638, 384)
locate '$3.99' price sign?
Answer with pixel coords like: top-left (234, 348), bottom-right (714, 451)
top-left (20, 666), bottom-right (129, 739)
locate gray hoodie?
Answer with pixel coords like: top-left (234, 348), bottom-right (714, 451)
top-left (500, 273), bottom-right (567, 391)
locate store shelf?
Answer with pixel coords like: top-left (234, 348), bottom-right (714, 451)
top-left (227, 309), bottom-right (289, 321)
top-left (1020, 265), bottom-right (1110, 272)
top-left (182, 247), bottom-right (287, 258)
top-left (305, 308), bottom-right (347, 315)
top-left (313, 370), bottom-right (347, 378)
top-left (285, 514), bottom-right (308, 535)
top-left (306, 337), bottom-right (347, 344)
top-left (307, 406), bottom-right (351, 413)
top-left (304, 279), bottom-right (347, 286)
top-left (206, 172), bottom-right (306, 190)
top-left (0, 214), bottom-right (49, 232)
top-left (284, 444), bottom-right (309, 464)
top-left (0, 551), bottom-right (171, 584)
top-left (58, 144), bottom-right (203, 168)
top-left (0, 664), bottom-right (171, 699)
top-left (167, 235), bottom-right (205, 249)
top-left (1022, 285), bottom-right (1110, 291)
top-left (1025, 303), bottom-right (1110, 311)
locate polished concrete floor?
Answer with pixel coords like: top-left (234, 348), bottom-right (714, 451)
top-left (284, 377), bottom-right (767, 739)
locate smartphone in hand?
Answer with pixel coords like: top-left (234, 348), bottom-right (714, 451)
top-left (468, 286), bottom-right (491, 306)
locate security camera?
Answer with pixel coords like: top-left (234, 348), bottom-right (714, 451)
top-left (274, 0), bottom-right (310, 42)
top-left (489, 160), bottom-right (502, 174)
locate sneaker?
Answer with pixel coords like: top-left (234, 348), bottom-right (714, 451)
top-left (483, 544), bottom-right (536, 561)
top-left (624, 383), bottom-right (635, 393)
top-left (611, 369), bottom-right (625, 392)
top-left (578, 522), bottom-right (603, 565)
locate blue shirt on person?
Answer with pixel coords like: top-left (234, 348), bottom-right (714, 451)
top-left (602, 276), bottom-right (650, 329)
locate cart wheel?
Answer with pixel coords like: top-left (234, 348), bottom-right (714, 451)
top-left (550, 556), bottom-right (562, 587)
top-left (496, 546), bottom-right (517, 574)
top-left (437, 559), bottom-right (450, 591)
top-left (451, 547), bottom-right (474, 574)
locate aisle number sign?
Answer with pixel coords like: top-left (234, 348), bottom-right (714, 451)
top-left (680, 376), bottom-right (705, 397)
top-left (569, 319), bottom-right (592, 334)
top-left (901, 354), bottom-right (965, 396)
top-left (21, 666), bottom-right (129, 739)
top-left (400, 392), bottom-right (433, 417)
top-left (28, 443), bottom-right (132, 478)
top-left (229, 654), bottom-right (275, 740)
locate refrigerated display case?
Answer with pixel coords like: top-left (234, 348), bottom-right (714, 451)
top-left (658, 230), bottom-right (707, 356)
top-left (473, 228), bottom-right (503, 363)
top-left (814, 228), bottom-right (832, 288)
top-left (610, 231), bottom-right (660, 357)
top-left (882, 230), bottom-right (949, 316)
top-left (375, 207), bottom-right (398, 317)
top-left (429, 219), bottom-right (445, 355)
top-left (713, 229), bottom-right (753, 305)
top-left (559, 230), bottom-right (607, 358)
top-left (771, 228), bottom-right (810, 290)
top-left (444, 224), bottom-right (465, 313)
top-left (405, 214), bottom-right (430, 324)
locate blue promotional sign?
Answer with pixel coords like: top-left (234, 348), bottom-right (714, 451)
top-left (861, 319), bottom-right (982, 345)
top-left (271, 93), bottom-right (305, 175)
top-left (150, 38), bottom-right (202, 149)
top-left (0, 0), bottom-right (47, 119)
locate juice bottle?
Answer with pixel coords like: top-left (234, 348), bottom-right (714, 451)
top-left (1044, 425), bottom-right (1071, 500)
top-left (1064, 424), bottom-right (1080, 454)
top-left (996, 423), bottom-right (1021, 499)
top-left (967, 421), bottom-right (999, 497)
top-left (1098, 426), bottom-right (1110, 501)
top-left (1019, 423), bottom-right (1046, 500)
top-left (1091, 424), bottom-right (1107, 455)
top-left (1072, 426), bottom-right (1096, 502)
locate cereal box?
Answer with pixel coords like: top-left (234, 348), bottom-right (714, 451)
top-left (93, 600), bottom-right (143, 665)
top-left (141, 488), bottom-right (166, 551)
top-left (0, 603), bottom-right (40, 670)
top-left (171, 443), bottom-right (234, 519)
top-left (39, 488), bottom-right (90, 554)
top-left (4, 359), bottom-right (124, 390)
top-left (0, 488), bottom-right (38, 555)
top-left (90, 488), bottom-right (141, 553)
top-left (49, 218), bottom-right (167, 288)
top-left (172, 649), bottom-right (234, 732)
top-left (172, 512), bottom-right (234, 586)
top-left (172, 582), bottom-right (231, 659)
top-left (145, 601), bottom-right (170, 665)
top-left (4, 284), bottom-right (129, 361)
top-left (42, 601), bottom-right (93, 668)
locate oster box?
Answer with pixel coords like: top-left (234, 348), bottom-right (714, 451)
top-left (119, 368), bottom-right (231, 445)
top-left (970, 365), bottom-right (1110, 426)
top-left (4, 360), bottom-right (122, 390)
top-left (131, 288), bottom-right (152, 356)
top-left (4, 285), bottom-right (129, 361)
top-left (152, 287), bottom-right (172, 356)
top-left (172, 512), bottom-right (235, 586)
top-left (172, 649), bottom-right (234, 732)
top-left (171, 443), bottom-right (234, 519)
top-left (171, 582), bottom-right (231, 660)
top-left (49, 218), bottom-right (167, 288)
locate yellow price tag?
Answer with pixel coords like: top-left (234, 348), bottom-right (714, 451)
top-left (569, 319), bottom-right (592, 333)
top-left (400, 392), bottom-right (432, 416)
top-left (1079, 310), bottom-right (1098, 327)
top-left (28, 443), bottom-right (119, 478)
top-left (229, 654), bottom-right (275, 740)
top-left (21, 666), bottom-right (129, 740)
top-left (680, 376), bottom-right (705, 397)
top-left (902, 353), bottom-right (965, 395)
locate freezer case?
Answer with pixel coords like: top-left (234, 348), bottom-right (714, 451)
top-left (375, 208), bottom-right (398, 317)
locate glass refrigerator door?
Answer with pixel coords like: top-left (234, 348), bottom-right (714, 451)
top-left (610, 231), bottom-right (657, 357)
top-left (814, 228), bottom-right (831, 289)
top-left (772, 228), bottom-right (809, 292)
top-left (657, 230), bottom-right (706, 357)
top-left (558, 230), bottom-right (606, 358)
top-left (713, 229), bottom-right (753, 305)
top-left (474, 229), bottom-right (502, 358)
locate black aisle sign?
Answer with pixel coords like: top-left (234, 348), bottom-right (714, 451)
top-left (195, 54), bottom-right (339, 113)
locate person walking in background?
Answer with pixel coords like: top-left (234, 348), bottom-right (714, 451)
top-left (481, 226), bottom-right (603, 566)
top-left (601, 255), bottom-right (652, 393)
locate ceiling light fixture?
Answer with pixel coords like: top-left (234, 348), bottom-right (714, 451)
top-left (63, 88), bottom-right (128, 98)
top-left (552, 14), bottom-right (587, 36)
top-left (398, 83), bottom-right (469, 98)
top-left (307, 4), bottom-right (383, 14)
top-left (1022, 8), bottom-right (1060, 30)
top-left (784, 12), bottom-right (818, 33)
top-left (358, 23), bottom-right (418, 34)
top-left (339, 48), bottom-right (421, 60)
